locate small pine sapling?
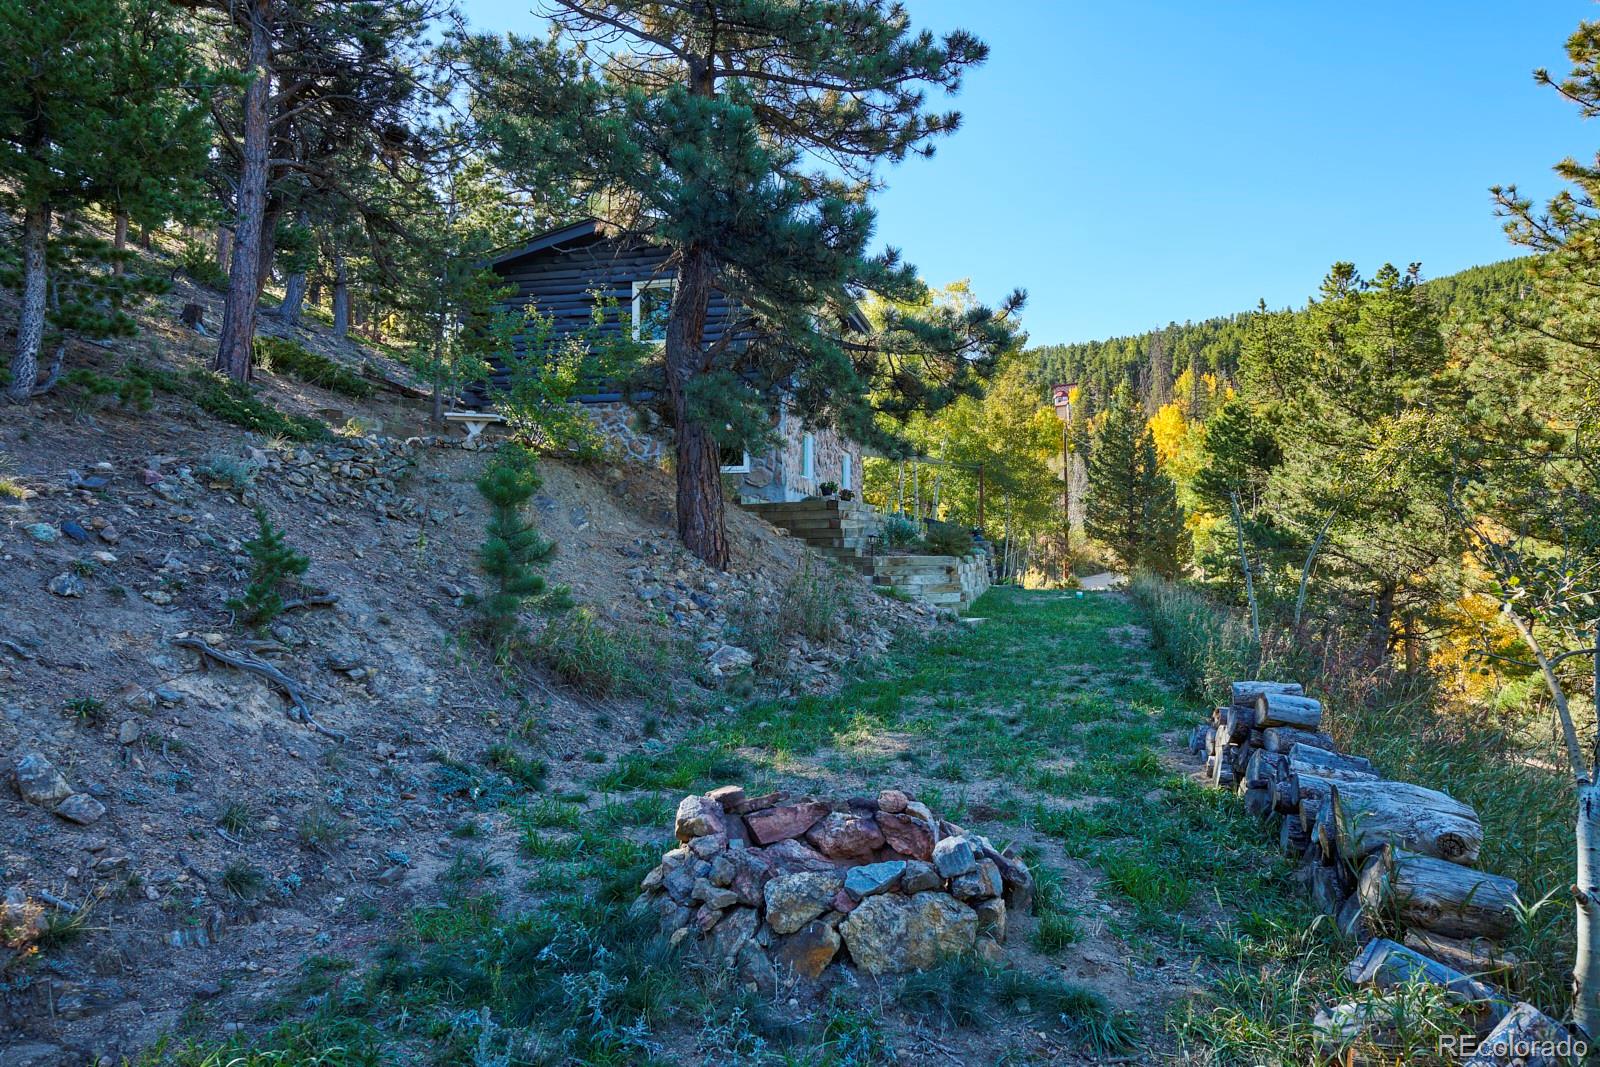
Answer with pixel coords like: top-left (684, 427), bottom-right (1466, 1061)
top-left (474, 448), bottom-right (567, 649)
top-left (229, 507), bottom-right (309, 629)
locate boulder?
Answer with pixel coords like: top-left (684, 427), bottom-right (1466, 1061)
top-left (746, 801), bottom-right (830, 846)
top-left (844, 860), bottom-right (906, 901)
top-left (877, 812), bottom-right (935, 860)
top-left (901, 860), bottom-right (943, 893)
top-left (805, 812), bottom-right (885, 861)
top-left (775, 919), bottom-right (842, 979)
top-left (931, 836), bottom-right (977, 879)
top-left (763, 838), bottom-right (837, 872)
top-left (974, 898), bottom-right (1007, 942)
top-left (764, 871), bottom-right (844, 935)
top-left (877, 789), bottom-right (910, 814)
top-left (951, 859), bottom-right (1002, 902)
top-left (840, 892), bottom-right (978, 976)
top-left (54, 794), bottom-right (106, 826)
top-left (14, 754), bottom-right (72, 808)
top-left (706, 905), bottom-right (759, 960)
top-left (675, 795), bottom-right (725, 842)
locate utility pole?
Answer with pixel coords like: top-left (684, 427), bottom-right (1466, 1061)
top-left (976, 462), bottom-right (986, 533)
top-left (1052, 383), bottom-right (1077, 583)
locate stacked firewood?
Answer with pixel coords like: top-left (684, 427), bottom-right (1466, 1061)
top-left (1189, 681), bottom-right (1586, 1063)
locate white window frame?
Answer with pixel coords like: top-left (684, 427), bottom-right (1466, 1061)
top-left (631, 278), bottom-right (674, 343)
top-left (720, 450), bottom-right (752, 474)
top-left (801, 434), bottom-right (816, 480)
top-left (841, 453), bottom-right (852, 492)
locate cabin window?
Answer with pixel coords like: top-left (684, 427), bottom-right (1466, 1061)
top-left (720, 445), bottom-right (751, 474)
top-left (631, 279), bottom-right (674, 343)
top-left (801, 434), bottom-right (815, 480)
top-left (841, 453), bottom-right (852, 491)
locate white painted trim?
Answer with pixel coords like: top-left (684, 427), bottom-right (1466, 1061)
top-left (630, 278), bottom-right (674, 343)
top-left (720, 450), bottom-right (751, 474)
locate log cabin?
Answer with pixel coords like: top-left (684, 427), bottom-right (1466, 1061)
top-left (482, 218), bottom-right (865, 504)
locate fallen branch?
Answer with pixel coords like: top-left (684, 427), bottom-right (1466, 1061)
top-left (280, 592), bottom-right (339, 613)
top-left (173, 636), bottom-right (346, 742)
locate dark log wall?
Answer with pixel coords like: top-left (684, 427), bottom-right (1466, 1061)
top-left (485, 233), bottom-right (743, 398)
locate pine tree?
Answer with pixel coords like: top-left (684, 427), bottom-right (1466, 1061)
top-left (229, 508), bottom-right (310, 629)
top-left (456, 2), bottom-right (1025, 568)
top-left (1084, 384), bottom-right (1186, 576)
top-left (0, 0), bottom-right (212, 402)
top-left (474, 449), bottom-right (566, 649)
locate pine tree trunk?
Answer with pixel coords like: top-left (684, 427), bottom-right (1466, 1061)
top-left (113, 212), bottom-right (129, 277)
top-left (332, 255), bottom-right (349, 338)
top-left (278, 270), bottom-right (305, 326)
top-left (1367, 582), bottom-right (1396, 666)
top-left (5, 201), bottom-right (50, 404)
top-left (214, 0), bottom-right (272, 383)
top-left (216, 226), bottom-right (233, 275)
top-left (1576, 780), bottom-right (1600, 1040)
top-left (664, 244), bottom-right (728, 568)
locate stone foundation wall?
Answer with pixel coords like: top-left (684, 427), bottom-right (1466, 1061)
top-left (872, 552), bottom-right (991, 612)
top-left (577, 401), bottom-right (669, 465)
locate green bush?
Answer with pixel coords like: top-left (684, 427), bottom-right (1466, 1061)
top-left (882, 513), bottom-right (921, 547)
top-left (228, 507), bottom-right (309, 629)
top-left (923, 518), bottom-right (973, 557)
top-left (127, 364), bottom-right (326, 441)
top-left (178, 241), bottom-right (229, 289)
top-left (254, 336), bottom-right (374, 399)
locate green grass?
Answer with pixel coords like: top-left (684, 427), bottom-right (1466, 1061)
top-left (128, 364), bottom-right (326, 441)
top-left (165, 587), bottom-right (1305, 1063)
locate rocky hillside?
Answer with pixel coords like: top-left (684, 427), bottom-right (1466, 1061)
top-left (0, 282), bottom-right (940, 1066)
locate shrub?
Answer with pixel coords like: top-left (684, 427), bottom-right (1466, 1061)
top-left (254, 336), bottom-right (374, 398)
top-left (197, 453), bottom-right (261, 490)
top-left (228, 507), bottom-right (309, 629)
top-left (178, 241), bottom-right (229, 289)
top-left (472, 447), bottom-right (567, 649)
top-left (923, 518), bottom-right (973, 557)
top-left (127, 365), bottom-right (325, 441)
top-left (882, 513), bottom-right (921, 547)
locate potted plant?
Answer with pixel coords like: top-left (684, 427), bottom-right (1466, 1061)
top-left (818, 480), bottom-right (838, 499)
top-left (838, 488), bottom-right (855, 502)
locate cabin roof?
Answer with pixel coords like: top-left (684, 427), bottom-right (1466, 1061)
top-left (485, 217), bottom-right (872, 334)
top-left (483, 218), bottom-right (608, 269)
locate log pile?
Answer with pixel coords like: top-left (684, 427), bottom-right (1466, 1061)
top-left (1189, 680), bottom-right (1587, 1063)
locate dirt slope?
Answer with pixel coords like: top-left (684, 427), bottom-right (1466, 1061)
top-left (0, 290), bottom-right (937, 1066)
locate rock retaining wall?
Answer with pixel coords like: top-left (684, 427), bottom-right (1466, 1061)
top-left (633, 786), bottom-right (1033, 992)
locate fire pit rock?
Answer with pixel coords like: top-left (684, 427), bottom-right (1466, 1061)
top-left (633, 786), bottom-right (1034, 987)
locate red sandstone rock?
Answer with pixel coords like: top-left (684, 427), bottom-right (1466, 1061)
top-left (877, 812), bottom-right (935, 860)
top-left (804, 812), bottom-right (885, 861)
top-left (877, 789), bottom-right (910, 814)
top-left (746, 801), bottom-right (829, 845)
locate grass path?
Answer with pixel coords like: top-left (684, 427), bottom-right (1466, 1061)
top-left (168, 587), bottom-right (1343, 1066)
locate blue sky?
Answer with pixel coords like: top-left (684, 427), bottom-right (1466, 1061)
top-left (457, 1), bottom-right (1597, 345)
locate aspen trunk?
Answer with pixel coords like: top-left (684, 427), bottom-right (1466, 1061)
top-left (1231, 680), bottom-right (1303, 706)
top-left (215, 0), bottom-right (272, 382)
top-left (1575, 779), bottom-right (1600, 1041)
top-left (1254, 692), bottom-right (1324, 730)
top-left (5, 201), bottom-right (50, 403)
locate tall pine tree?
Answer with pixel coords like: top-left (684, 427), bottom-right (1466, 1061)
top-left (457, 2), bottom-right (1025, 568)
top-left (1084, 384), bottom-right (1186, 576)
top-left (0, 0), bottom-right (212, 402)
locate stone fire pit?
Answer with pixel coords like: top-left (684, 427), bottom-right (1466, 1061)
top-left (634, 786), bottom-right (1034, 990)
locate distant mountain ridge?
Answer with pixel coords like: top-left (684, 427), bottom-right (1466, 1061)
top-left (1026, 257), bottom-right (1531, 409)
